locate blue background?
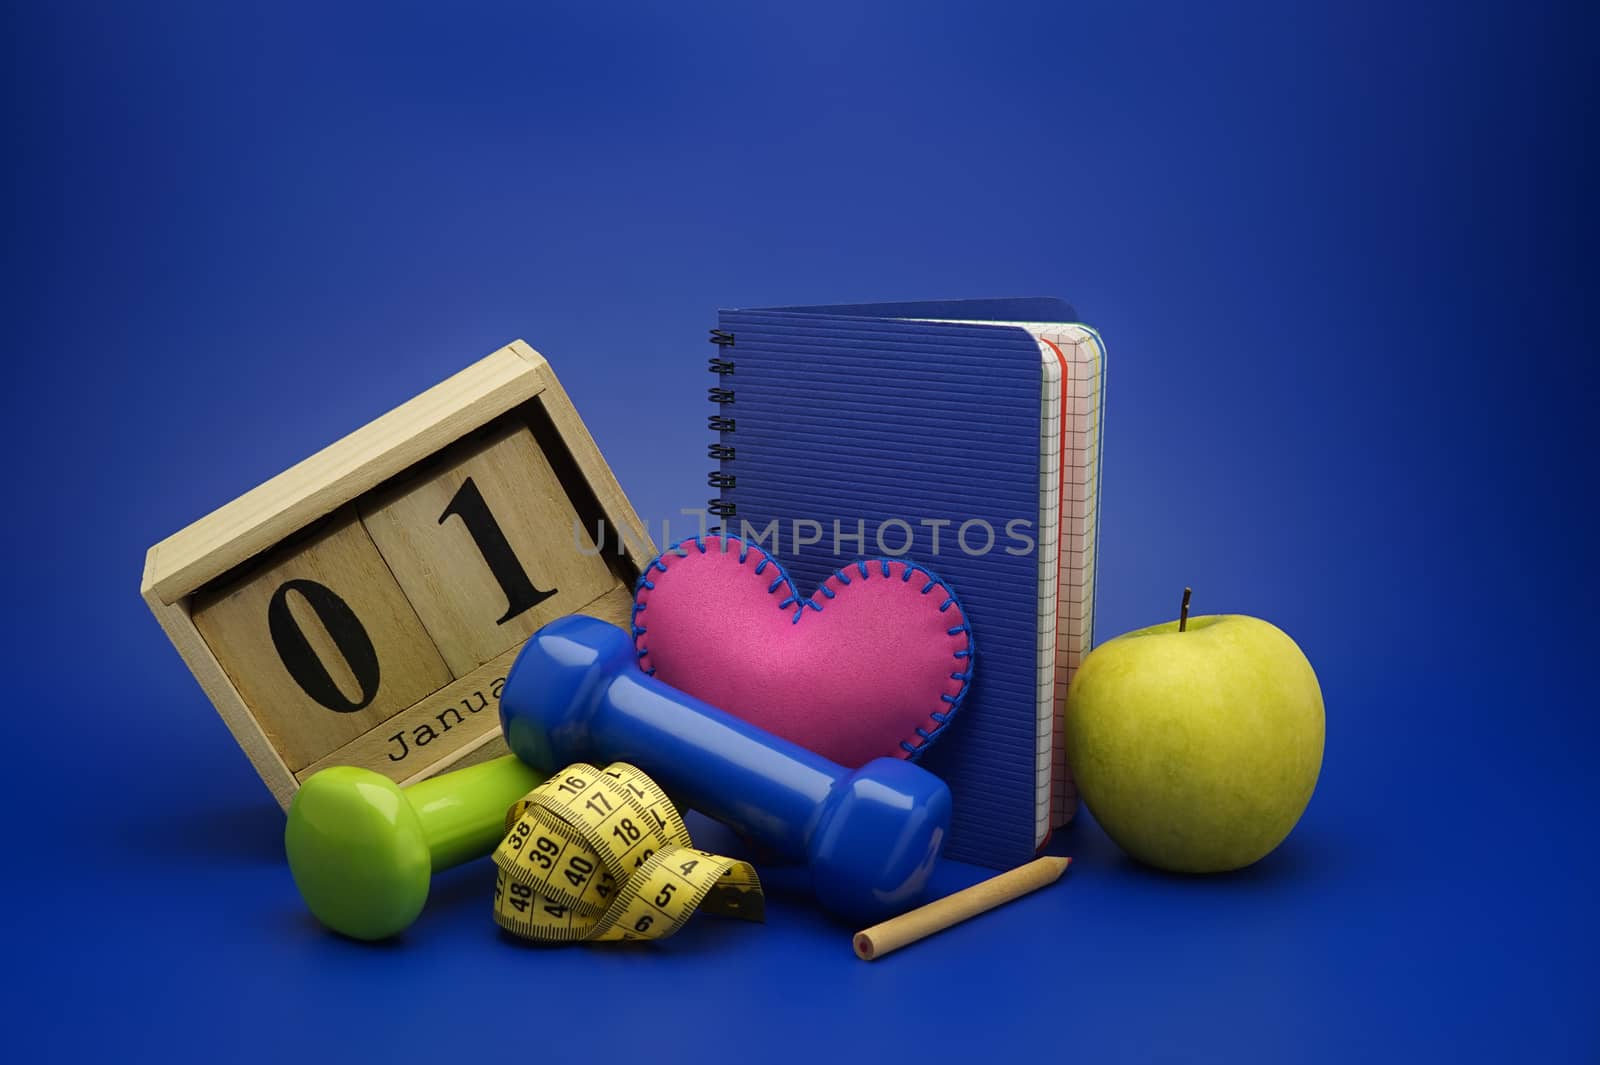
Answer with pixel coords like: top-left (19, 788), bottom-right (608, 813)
top-left (4, 1), bottom-right (1594, 1060)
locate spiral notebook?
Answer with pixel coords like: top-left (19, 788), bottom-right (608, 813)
top-left (707, 298), bottom-right (1105, 868)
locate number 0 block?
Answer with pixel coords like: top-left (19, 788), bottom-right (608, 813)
top-left (142, 341), bottom-right (653, 808)
top-left (190, 508), bottom-right (453, 771)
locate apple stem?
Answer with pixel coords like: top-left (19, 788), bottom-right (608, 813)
top-left (1179, 587), bottom-right (1192, 632)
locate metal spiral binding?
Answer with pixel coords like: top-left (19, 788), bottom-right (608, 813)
top-left (708, 329), bottom-right (736, 520)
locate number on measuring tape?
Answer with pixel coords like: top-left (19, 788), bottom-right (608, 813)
top-left (505, 822), bottom-right (532, 851)
top-left (507, 882), bottom-right (534, 912)
top-left (564, 854), bottom-right (595, 888)
top-left (531, 836), bottom-right (559, 868)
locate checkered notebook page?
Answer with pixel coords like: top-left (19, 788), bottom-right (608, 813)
top-left (1042, 326), bottom-right (1105, 827)
top-left (1035, 351), bottom-right (1062, 845)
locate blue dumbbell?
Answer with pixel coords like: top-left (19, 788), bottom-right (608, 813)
top-left (498, 614), bottom-right (952, 923)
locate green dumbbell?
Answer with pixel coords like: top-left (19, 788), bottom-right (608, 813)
top-left (285, 754), bottom-right (543, 940)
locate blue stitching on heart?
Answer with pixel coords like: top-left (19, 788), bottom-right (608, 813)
top-left (630, 533), bottom-right (975, 761)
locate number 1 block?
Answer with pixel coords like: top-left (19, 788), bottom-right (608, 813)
top-left (358, 422), bottom-right (615, 677)
top-left (141, 341), bottom-right (654, 808)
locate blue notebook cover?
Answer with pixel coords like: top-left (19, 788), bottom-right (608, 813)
top-left (710, 298), bottom-right (1078, 868)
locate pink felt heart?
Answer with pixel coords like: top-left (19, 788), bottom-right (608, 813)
top-left (631, 534), bottom-right (973, 767)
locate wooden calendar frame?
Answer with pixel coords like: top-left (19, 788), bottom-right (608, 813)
top-left (141, 340), bottom-right (653, 809)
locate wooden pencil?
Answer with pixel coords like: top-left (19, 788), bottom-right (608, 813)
top-left (852, 856), bottom-right (1072, 961)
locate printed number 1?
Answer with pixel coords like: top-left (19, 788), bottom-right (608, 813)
top-left (438, 476), bottom-right (557, 625)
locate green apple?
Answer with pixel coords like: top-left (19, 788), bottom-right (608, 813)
top-left (1065, 608), bottom-right (1324, 873)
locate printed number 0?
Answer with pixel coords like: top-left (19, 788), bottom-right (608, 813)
top-left (269, 475), bottom-right (558, 713)
top-left (268, 580), bottom-right (380, 713)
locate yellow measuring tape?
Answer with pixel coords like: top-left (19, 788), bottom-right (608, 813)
top-left (492, 762), bottom-right (764, 943)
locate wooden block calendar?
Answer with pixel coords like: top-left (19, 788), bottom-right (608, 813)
top-left (141, 340), bottom-right (653, 808)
